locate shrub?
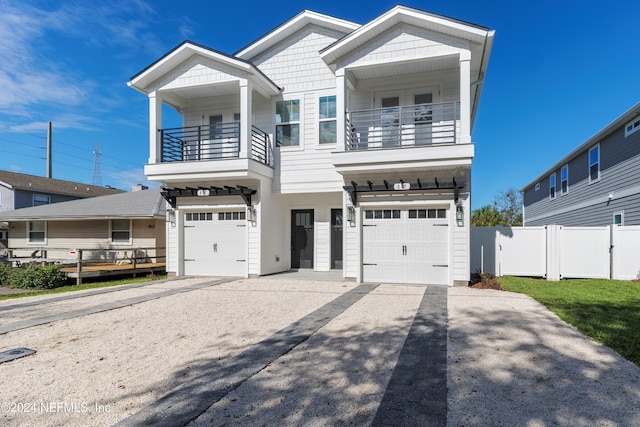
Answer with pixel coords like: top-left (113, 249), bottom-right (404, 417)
top-left (10, 263), bottom-right (68, 290)
top-left (0, 263), bottom-right (11, 287)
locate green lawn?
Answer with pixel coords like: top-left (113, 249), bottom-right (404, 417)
top-left (499, 276), bottom-right (640, 366)
top-left (0, 275), bottom-right (168, 301)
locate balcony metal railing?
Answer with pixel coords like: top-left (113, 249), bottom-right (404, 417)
top-left (160, 123), bottom-right (272, 166)
top-left (346, 101), bottom-right (459, 151)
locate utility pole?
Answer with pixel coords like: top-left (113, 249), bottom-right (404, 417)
top-left (46, 121), bottom-right (52, 178)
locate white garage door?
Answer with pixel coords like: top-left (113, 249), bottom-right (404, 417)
top-left (363, 208), bottom-right (450, 285)
top-left (183, 210), bottom-right (246, 276)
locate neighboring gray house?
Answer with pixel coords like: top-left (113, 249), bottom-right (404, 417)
top-left (522, 101), bottom-right (640, 226)
top-left (0, 187), bottom-right (166, 263)
top-left (0, 170), bottom-right (123, 244)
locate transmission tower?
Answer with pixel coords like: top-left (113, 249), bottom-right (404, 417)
top-left (92, 143), bottom-right (103, 186)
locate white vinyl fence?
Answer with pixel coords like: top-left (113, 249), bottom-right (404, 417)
top-left (471, 225), bottom-right (640, 281)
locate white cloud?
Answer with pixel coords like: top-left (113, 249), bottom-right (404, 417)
top-left (0, 1), bottom-right (169, 118)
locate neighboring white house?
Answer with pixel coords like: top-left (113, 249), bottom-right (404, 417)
top-left (128, 6), bottom-right (494, 285)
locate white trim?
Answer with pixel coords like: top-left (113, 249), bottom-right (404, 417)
top-left (275, 97), bottom-right (303, 150)
top-left (27, 220), bottom-right (47, 245)
top-left (588, 143), bottom-right (601, 184)
top-left (625, 115), bottom-right (640, 137)
top-left (110, 218), bottom-right (132, 245)
top-left (560, 164), bottom-right (569, 195)
top-left (613, 211), bottom-right (624, 226)
top-left (549, 172), bottom-right (556, 200)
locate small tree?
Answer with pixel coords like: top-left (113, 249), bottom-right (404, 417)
top-left (472, 187), bottom-right (523, 227)
top-left (493, 187), bottom-right (523, 226)
top-left (471, 205), bottom-right (503, 226)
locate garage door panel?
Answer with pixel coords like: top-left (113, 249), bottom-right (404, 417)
top-left (362, 209), bottom-right (450, 285)
top-left (183, 211), bottom-right (246, 277)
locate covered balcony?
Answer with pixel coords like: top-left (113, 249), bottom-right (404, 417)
top-left (160, 123), bottom-right (272, 166)
top-left (346, 101), bottom-right (459, 150)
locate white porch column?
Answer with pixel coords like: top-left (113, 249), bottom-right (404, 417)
top-left (459, 50), bottom-right (471, 145)
top-left (335, 68), bottom-right (347, 152)
top-left (149, 91), bottom-right (162, 164)
top-left (239, 79), bottom-right (252, 159)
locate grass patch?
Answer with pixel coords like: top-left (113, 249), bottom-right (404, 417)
top-left (0, 274), bottom-right (168, 301)
top-left (499, 276), bottom-right (640, 366)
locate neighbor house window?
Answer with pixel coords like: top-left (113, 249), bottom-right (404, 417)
top-left (589, 144), bottom-right (600, 183)
top-left (33, 194), bottom-right (50, 206)
top-left (561, 164), bottom-right (569, 195)
top-left (549, 173), bottom-right (556, 200)
top-left (111, 219), bottom-right (131, 243)
top-left (319, 95), bottom-right (336, 144)
top-left (275, 99), bottom-right (300, 147)
top-left (625, 115), bottom-right (640, 137)
top-left (613, 211), bottom-right (624, 226)
top-left (534, 182), bottom-right (540, 191)
top-left (28, 221), bottom-right (46, 243)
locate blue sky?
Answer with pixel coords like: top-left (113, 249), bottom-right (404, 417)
top-left (0, 0), bottom-right (638, 209)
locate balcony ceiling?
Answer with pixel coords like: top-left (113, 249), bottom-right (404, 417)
top-left (349, 54), bottom-right (459, 81)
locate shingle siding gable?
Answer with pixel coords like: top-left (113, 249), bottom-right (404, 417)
top-left (249, 25), bottom-right (346, 93)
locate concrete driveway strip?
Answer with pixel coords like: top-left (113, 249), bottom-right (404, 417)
top-left (116, 283), bottom-right (379, 427)
top-left (447, 287), bottom-right (640, 427)
top-left (0, 278), bottom-right (232, 335)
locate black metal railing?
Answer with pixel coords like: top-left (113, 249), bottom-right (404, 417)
top-left (346, 101), bottom-right (459, 151)
top-left (159, 123), bottom-right (273, 166)
top-left (251, 125), bottom-right (272, 166)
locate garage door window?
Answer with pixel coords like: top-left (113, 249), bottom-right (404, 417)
top-left (186, 213), bottom-right (213, 221)
top-left (364, 209), bottom-right (400, 219)
top-left (408, 208), bottom-right (446, 219)
top-left (219, 211), bottom-right (246, 220)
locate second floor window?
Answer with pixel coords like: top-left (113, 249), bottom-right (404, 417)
top-left (33, 194), bottom-right (50, 206)
top-left (589, 144), bottom-right (600, 183)
top-left (549, 173), bottom-right (556, 200)
top-left (561, 164), bottom-right (569, 195)
top-left (319, 95), bottom-right (336, 144)
top-left (275, 99), bottom-right (300, 147)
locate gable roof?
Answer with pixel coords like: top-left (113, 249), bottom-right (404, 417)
top-left (319, 5), bottom-right (494, 129)
top-left (0, 170), bottom-right (123, 198)
top-left (0, 188), bottom-right (166, 221)
top-left (234, 10), bottom-right (360, 60)
top-left (128, 40), bottom-right (281, 98)
top-left (320, 5), bottom-right (491, 64)
top-left (521, 101), bottom-right (640, 192)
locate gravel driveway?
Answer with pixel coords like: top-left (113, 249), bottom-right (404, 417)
top-left (0, 276), bottom-right (639, 426)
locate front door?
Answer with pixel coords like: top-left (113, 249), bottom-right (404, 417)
top-left (291, 209), bottom-right (314, 269)
top-left (331, 208), bottom-right (343, 269)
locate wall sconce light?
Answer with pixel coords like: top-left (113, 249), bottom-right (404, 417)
top-left (347, 206), bottom-right (355, 224)
top-left (247, 206), bottom-right (256, 222)
top-left (455, 204), bottom-right (464, 223)
top-left (166, 209), bottom-right (176, 227)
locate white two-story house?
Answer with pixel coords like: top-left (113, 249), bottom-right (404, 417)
top-left (128, 5), bottom-right (494, 285)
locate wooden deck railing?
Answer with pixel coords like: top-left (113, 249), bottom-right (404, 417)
top-left (5, 247), bottom-right (167, 285)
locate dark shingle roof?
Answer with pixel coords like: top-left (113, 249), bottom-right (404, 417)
top-left (0, 188), bottom-right (166, 221)
top-left (0, 170), bottom-right (123, 198)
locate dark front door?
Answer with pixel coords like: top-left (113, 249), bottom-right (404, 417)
top-left (331, 209), bottom-right (343, 269)
top-left (291, 210), bottom-right (314, 269)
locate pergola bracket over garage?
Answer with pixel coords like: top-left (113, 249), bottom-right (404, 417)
top-left (161, 185), bottom-right (257, 209)
top-left (343, 178), bottom-right (465, 206)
